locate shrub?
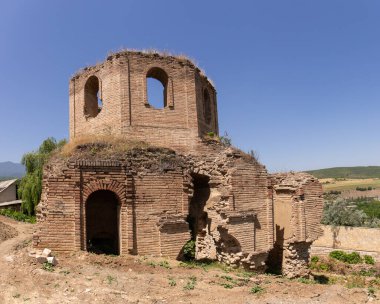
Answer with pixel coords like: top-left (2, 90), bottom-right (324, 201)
top-left (364, 255), bottom-right (375, 265)
top-left (345, 252), bottom-right (362, 264)
top-left (183, 276), bottom-right (197, 290)
top-left (329, 250), bottom-right (362, 264)
top-left (319, 263), bottom-right (330, 271)
top-left (0, 209), bottom-right (36, 223)
top-left (18, 137), bottom-right (66, 216)
top-left (356, 187), bottom-right (368, 191)
top-left (220, 132), bottom-right (232, 147)
top-left (42, 262), bottom-right (54, 272)
top-left (311, 256), bottom-right (319, 263)
top-left (321, 199), bottom-right (368, 227)
top-left (329, 250), bottom-right (346, 262)
top-left (183, 240), bottom-right (196, 260)
top-left (250, 285), bottom-right (264, 294)
top-left (346, 275), bottom-right (366, 288)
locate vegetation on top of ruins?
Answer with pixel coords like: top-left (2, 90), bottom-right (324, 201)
top-left (203, 131), bottom-right (232, 147)
top-left (58, 135), bottom-right (171, 158)
top-left (306, 166), bottom-right (380, 179)
top-left (203, 132), bottom-right (261, 165)
top-left (73, 48), bottom-right (215, 87)
top-left (18, 137), bottom-right (66, 215)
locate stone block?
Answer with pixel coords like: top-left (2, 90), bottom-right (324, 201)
top-left (42, 248), bottom-right (52, 257)
top-left (47, 256), bottom-right (58, 266)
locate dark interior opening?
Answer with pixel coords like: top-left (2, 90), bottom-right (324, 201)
top-left (187, 173), bottom-right (210, 241)
top-left (266, 225), bottom-right (284, 274)
top-left (86, 190), bottom-right (119, 255)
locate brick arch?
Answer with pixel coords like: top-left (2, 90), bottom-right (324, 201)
top-left (143, 64), bottom-right (174, 108)
top-left (80, 179), bottom-right (127, 254)
top-left (82, 180), bottom-right (125, 204)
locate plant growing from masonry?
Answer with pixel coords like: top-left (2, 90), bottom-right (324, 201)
top-left (18, 137), bottom-right (66, 215)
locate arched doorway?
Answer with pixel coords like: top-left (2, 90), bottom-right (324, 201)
top-left (86, 190), bottom-right (120, 255)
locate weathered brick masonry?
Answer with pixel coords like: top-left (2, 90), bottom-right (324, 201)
top-left (36, 50), bottom-right (323, 276)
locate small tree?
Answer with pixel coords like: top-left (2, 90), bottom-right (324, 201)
top-left (18, 137), bottom-right (66, 215)
top-left (321, 199), bottom-right (367, 227)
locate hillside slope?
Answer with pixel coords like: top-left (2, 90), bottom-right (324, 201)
top-left (305, 166), bottom-right (380, 179)
top-left (0, 161), bottom-right (25, 179)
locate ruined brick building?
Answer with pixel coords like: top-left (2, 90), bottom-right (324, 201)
top-left (35, 50), bottom-right (324, 277)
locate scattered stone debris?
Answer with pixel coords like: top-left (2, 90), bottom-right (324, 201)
top-left (29, 248), bottom-right (57, 265)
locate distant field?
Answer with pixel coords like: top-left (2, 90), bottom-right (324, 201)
top-left (306, 166), bottom-right (380, 179)
top-left (321, 178), bottom-right (380, 192)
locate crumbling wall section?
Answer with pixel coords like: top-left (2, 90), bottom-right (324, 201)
top-left (269, 172), bottom-right (323, 277)
top-left (185, 142), bottom-right (272, 270)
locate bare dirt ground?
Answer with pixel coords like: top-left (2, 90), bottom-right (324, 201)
top-left (0, 215), bottom-right (378, 304)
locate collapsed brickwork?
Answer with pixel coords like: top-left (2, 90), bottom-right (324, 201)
top-left (268, 173), bottom-right (324, 277)
top-left (36, 50), bottom-right (324, 276)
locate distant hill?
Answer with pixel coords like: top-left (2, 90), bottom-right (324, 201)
top-left (305, 166), bottom-right (380, 179)
top-left (0, 161), bottom-right (25, 180)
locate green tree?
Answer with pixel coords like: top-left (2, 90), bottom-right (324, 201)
top-left (18, 137), bottom-right (66, 215)
top-left (321, 199), bottom-right (367, 227)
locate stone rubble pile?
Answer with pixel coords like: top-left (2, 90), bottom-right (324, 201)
top-left (29, 248), bottom-right (58, 266)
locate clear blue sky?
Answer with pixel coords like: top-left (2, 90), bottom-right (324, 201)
top-left (1, 0), bottom-right (379, 172)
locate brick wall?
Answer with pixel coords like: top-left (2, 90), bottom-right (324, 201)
top-left (311, 225), bottom-right (380, 260)
top-left (69, 51), bottom-right (218, 152)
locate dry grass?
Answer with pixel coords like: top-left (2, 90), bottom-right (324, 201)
top-left (59, 135), bottom-right (151, 157)
top-left (107, 47), bottom-right (198, 66)
top-left (321, 178), bottom-right (380, 192)
top-left (72, 48), bottom-right (215, 87)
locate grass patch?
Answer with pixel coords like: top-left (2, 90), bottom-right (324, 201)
top-left (298, 277), bottom-right (316, 284)
top-left (184, 276), bottom-right (197, 290)
top-left (42, 262), bottom-right (55, 272)
top-left (179, 260), bottom-right (231, 272)
top-left (0, 208), bottom-right (36, 223)
top-left (250, 284), bottom-right (264, 294)
top-left (346, 275), bottom-right (366, 288)
top-left (321, 178), bottom-right (380, 192)
top-left (168, 277), bottom-right (176, 287)
top-left (106, 275), bottom-right (116, 285)
top-left (329, 251), bottom-right (362, 264)
top-left (158, 260), bottom-right (171, 269)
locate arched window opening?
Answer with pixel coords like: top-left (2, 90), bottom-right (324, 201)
top-left (146, 67), bottom-right (168, 109)
top-left (203, 89), bottom-right (212, 124)
top-left (84, 76), bottom-right (102, 118)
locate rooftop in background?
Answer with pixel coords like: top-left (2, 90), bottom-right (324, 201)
top-left (0, 179), bottom-right (17, 193)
